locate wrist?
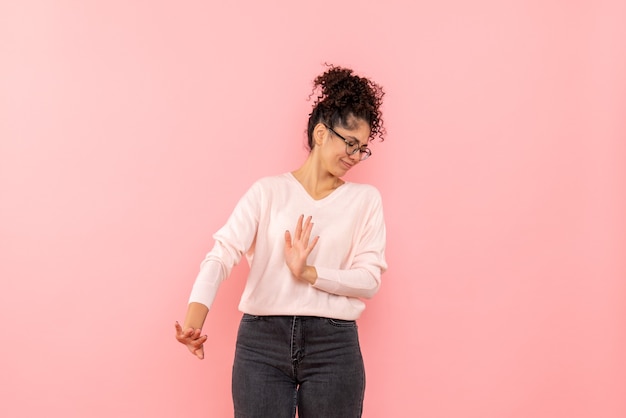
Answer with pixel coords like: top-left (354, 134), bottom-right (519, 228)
top-left (301, 266), bottom-right (318, 285)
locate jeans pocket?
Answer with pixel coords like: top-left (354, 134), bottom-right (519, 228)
top-left (241, 313), bottom-right (262, 322)
top-left (326, 318), bottom-right (357, 328)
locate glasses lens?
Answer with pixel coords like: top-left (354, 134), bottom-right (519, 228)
top-left (346, 143), bottom-right (359, 155)
top-left (360, 149), bottom-right (371, 161)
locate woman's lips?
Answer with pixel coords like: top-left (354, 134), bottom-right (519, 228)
top-left (341, 160), bottom-right (354, 169)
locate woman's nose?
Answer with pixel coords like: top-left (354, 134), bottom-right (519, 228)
top-left (348, 151), bottom-right (361, 163)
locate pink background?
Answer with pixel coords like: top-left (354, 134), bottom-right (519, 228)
top-left (1, 1), bottom-right (625, 417)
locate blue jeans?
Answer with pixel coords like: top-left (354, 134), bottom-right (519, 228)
top-left (232, 314), bottom-right (366, 418)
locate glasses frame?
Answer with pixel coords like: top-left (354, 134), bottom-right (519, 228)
top-left (324, 124), bottom-right (372, 161)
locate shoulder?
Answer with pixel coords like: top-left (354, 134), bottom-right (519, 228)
top-left (342, 181), bottom-right (383, 201)
top-left (242, 173), bottom-right (295, 199)
top-left (339, 182), bottom-right (384, 215)
top-left (248, 172), bottom-right (293, 192)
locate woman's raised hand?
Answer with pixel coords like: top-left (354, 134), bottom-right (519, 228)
top-left (174, 321), bottom-right (207, 360)
top-left (284, 215), bottom-right (319, 283)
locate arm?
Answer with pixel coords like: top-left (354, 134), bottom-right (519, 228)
top-left (175, 182), bottom-right (262, 358)
top-left (287, 257), bottom-right (383, 300)
top-left (312, 266), bottom-right (382, 299)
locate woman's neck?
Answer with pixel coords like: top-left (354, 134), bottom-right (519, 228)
top-left (292, 157), bottom-right (344, 200)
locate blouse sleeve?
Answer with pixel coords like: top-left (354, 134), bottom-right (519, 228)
top-left (312, 189), bottom-right (387, 299)
top-left (187, 182), bottom-right (261, 308)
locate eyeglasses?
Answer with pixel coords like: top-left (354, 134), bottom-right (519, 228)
top-left (324, 125), bottom-right (372, 161)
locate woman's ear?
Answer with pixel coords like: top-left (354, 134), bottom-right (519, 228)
top-left (313, 122), bottom-right (327, 147)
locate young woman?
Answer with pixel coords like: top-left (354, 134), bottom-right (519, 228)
top-left (175, 65), bottom-right (387, 418)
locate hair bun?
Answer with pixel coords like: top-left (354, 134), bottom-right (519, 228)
top-left (306, 64), bottom-right (385, 149)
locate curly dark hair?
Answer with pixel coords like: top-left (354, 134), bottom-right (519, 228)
top-left (306, 64), bottom-right (385, 150)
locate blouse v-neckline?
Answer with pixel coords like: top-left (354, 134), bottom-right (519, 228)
top-left (286, 172), bottom-right (348, 204)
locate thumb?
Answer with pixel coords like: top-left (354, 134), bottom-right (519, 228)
top-left (194, 345), bottom-right (205, 360)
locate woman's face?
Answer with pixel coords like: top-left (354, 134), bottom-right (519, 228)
top-left (317, 117), bottom-right (371, 177)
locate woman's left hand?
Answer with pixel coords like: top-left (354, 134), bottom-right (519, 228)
top-left (284, 214), bottom-right (319, 283)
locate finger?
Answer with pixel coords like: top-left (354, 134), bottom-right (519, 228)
top-left (284, 230), bottom-right (292, 249)
top-left (294, 214), bottom-right (304, 238)
top-left (302, 219), bottom-right (314, 245)
top-left (303, 215), bottom-right (312, 232)
top-left (188, 335), bottom-right (207, 352)
top-left (190, 335), bottom-right (207, 358)
top-left (309, 235), bottom-right (320, 251)
top-left (192, 335), bottom-right (208, 348)
top-left (175, 322), bottom-right (188, 342)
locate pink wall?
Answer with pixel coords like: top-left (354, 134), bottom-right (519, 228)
top-left (1, 1), bottom-right (625, 417)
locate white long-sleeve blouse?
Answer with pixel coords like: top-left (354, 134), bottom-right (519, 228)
top-left (188, 172), bottom-right (387, 320)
